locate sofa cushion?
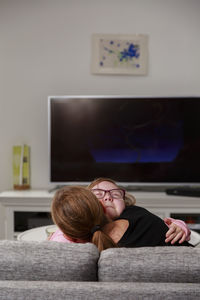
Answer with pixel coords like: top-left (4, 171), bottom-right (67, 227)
top-left (0, 281), bottom-right (200, 300)
top-left (0, 240), bottom-right (99, 281)
top-left (98, 246), bottom-right (200, 283)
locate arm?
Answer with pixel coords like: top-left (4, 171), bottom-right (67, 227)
top-left (164, 217), bottom-right (191, 244)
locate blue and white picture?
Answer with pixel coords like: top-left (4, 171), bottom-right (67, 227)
top-left (91, 34), bottom-right (148, 75)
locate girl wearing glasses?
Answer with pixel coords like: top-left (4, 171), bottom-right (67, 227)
top-left (88, 178), bottom-right (191, 248)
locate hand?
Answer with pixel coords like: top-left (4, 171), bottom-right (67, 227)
top-left (164, 218), bottom-right (186, 244)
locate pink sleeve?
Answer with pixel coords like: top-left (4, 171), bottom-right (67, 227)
top-left (49, 229), bottom-right (73, 243)
top-left (165, 217), bottom-right (191, 241)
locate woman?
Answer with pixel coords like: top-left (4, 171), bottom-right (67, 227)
top-left (50, 185), bottom-right (116, 251)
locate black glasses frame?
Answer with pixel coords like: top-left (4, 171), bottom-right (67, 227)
top-left (91, 188), bottom-right (125, 199)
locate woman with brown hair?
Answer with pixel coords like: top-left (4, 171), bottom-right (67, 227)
top-left (50, 185), bottom-right (116, 251)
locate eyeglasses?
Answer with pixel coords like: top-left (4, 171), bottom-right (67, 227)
top-left (91, 189), bottom-right (125, 199)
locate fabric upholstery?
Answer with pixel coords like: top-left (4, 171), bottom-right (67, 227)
top-left (0, 240), bottom-right (199, 299)
top-left (98, 246), bottom-right (200, 283)
top-left (0, 281), bottom-right (199, 300)
top-left (0, 240), bottom-right (99, 281)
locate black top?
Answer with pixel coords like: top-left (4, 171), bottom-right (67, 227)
top-left (116, 206), bottom-right (190, 247)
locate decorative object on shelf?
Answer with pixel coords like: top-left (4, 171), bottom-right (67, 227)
top-left (91, 33), bottom-right (148, 75)
top-left (12, 144), bottom-right (30, 190)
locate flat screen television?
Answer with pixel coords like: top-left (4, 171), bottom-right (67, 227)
top-left (48, 95), bottom-right (200, 190)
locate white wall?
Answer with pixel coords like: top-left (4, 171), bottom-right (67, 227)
top-left (1, 0), bottom-right (200, 192)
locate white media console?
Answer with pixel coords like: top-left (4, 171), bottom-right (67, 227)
top-left (0, 189), bottom-right (200, 240)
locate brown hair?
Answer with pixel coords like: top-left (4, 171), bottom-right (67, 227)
top-left (88, 177), bottom-right (136, 206)
top-left (51, 185), bottom-right (117, 251)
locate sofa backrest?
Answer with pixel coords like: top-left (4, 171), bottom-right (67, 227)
top-left (98, 246), bottom-right (200, 283)
top-left (0, 240), bottom-right (99, 281)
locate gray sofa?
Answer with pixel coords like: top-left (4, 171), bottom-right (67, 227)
top-left (0, 240), bottom-right (199, 300)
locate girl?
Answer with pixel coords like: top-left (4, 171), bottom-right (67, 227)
top-left (88, 177), bottom-right (191, 247)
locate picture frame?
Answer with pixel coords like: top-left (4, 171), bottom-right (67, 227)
top-left (91, 34), bottom-right (148, 75)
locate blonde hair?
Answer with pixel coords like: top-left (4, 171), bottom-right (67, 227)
top-left (51, 185), bottom-right (117, 251)
top-left (88, 177), bottom-right (136, 206)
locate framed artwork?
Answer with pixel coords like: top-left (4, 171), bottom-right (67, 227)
top-left (91, 34), bottom-right (148, 75)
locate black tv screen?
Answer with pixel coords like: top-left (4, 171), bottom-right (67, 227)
top-left (48, 96), bottom-right (200, 188)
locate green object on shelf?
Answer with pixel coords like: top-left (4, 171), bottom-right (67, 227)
top-left (13, 145), bottom-right (30, 189)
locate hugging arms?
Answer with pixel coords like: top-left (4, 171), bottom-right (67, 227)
top-left (49, 178), bottom-right (191, 251)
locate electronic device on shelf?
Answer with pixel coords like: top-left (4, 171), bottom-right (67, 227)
top-left (48, 95), bottom-right (200, 190)
top-left (166, 187), bottom-right (200, 197)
